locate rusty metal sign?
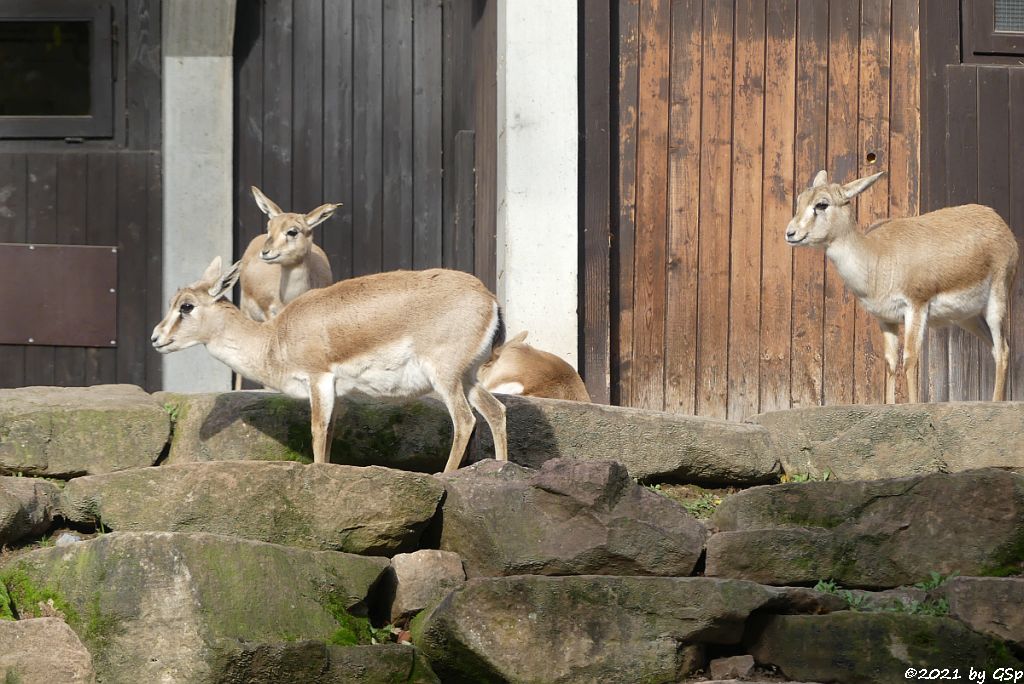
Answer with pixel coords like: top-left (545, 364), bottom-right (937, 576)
top-left (0, 243), bottom-right (117, 347)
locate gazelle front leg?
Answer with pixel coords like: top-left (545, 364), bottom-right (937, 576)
top-left (880, 321), bottom-right (900, 405)
top-left (308, 374), bottom-right (337, 464)
top-left (903, 304), bottom-right (929, 403)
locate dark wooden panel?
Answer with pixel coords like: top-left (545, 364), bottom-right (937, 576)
top-left (292, 0), bottom-right (325, 218)
top-left (353, 0), bottom-right (383, 276)
top-left (1008, 69), bottom-right (1024, 400)
top-left (54, 155), bottom-right (89, 384)
top-left (125, 0), bottom-right (162, 150)
top-left (144, 153), bottom-right (162, 391)
top-left (323, 0), bottom-right (354, 280)
top-left (0, 154), bottom-right (28, 388)
top-left (262, 0), bottom-right (294, 212)
top-left (473, 0), bottom-right (498, 291)
top-left (115, 153), bottom-right (149, 386)
top-left (85, 153), bottom-right (118, 385)
top-left (451, 130), bottom-right (476, 274)
top-left (382, 0), bottom-right (414, 271)
top-left (235, 0), bottom-right (266, 255)
top-left (442, 0), bottom-right (474, 271)
top-left (24, 155), bottom-right (57, 386)
top-left (412, 0), bottom-right (443, 271)
top-left (0, 244), bottom-right (117, 347)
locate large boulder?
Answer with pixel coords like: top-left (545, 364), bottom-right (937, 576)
top-left (0, 476), bottom-right (61, 546)
top-left (0, 385), bottom-right (170, 477)
top-left (473, 395), bottom-right (780, 485)
top-left (61, 461), bottom-right (445, 555)
top-left (217, 642), bottom-right (439, 684)
top-left (387, 550), bottom-right (466, 622)
top-left (706, 469), bottom-right (1024, 588)
top-left (746, 612), bottom-right (1024, 684)
top-left (414, 576), bottom-right (783, 684)
top-left (155, 391), bottom-right (453, 471)
top-left (0, 617), bottom-right (96, 684)
top-left (932, 576), bottom-right (1024, 647)
top-left (0, 531), bottom-right (389, 683)
top-left (438, 459), bottom-right (706, 577)
top-left (752, 402), bottom-right (1024, 480)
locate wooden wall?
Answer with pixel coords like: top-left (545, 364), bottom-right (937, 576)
top-left (234, 0), bottom-right (496, 289)
top-left (0, 0), bottom-right (163, 392)
top-left (583, 0), bottom-right (924, 419)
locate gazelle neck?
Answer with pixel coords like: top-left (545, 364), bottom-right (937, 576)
top-left (825, 223), bottom-right (878, 300)
top-left (279, 260), bottom-right (313, 304)
top-left (204, 304), bottom-right (277, 388)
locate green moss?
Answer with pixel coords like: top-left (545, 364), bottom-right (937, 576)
top-left (982, 530), bottom-right (1024, 577)
top-left (320, 588), bottom-right (374, 646)
top-left (0, 582), bottom-right (13, 621)
top-left (4, 670), bottom-right (23, 684)
top-left (82, 592), bottom-right (122, 650)
top-left (0, 566), bottom-right (78, 624)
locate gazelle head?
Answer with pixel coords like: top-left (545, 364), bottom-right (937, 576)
top-left (251, 186), bottom-right (341, 267)
top-left (151, 256), bottom-right (241, 353)
top-left (785, 170), bottom-right (885, 248)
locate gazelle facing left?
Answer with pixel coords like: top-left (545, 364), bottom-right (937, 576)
top-left (152, 258), bottom-right (508, 472)
top-left (786, 170), bottom-right (1019, 402)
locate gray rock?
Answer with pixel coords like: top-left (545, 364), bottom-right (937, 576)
top-left (217, 642), bottom-right (440, 684)
top-left (55, 532), bottom-right (83, 546)
top-left (0, 531), bottom-right (389, 684)
top-left (0, 385), bottom-right (170, 477)
top-left (439, 459), bottom-right (706, 577)
top-left (0, 617), bottom-right (96, 684)
top-left (61, 461), bottom-right (445, 555)
top-left (709, 654), bottom-right (755, 680)
top-left (413, 576), bottom-right (786, 684)
top-left (752, 401), bottom-right (1024, 481)
top-left (746, 612), bottom-right (1024, 684)
top-left (0, 476), bottom-right (61, 546)
top-left (389, 550), bottom-right (466, 622)
top-left (932, 576), bottom-right (1024, 647)
top-left (707, 469), bottom-right (1024, 588)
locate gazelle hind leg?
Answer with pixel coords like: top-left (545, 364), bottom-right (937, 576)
top-left (903, 305), bottom-right (929, 403)
top-left (437, 382), bottom-right (477, 473)
top-left (985, 280), bottom-right (1010, 401)
top-left (468, 384), bottom-right (508, 462)
top-left (309, 374), bottom-right (337, 464)
top-left (880, 321), bottom-right (900, 404)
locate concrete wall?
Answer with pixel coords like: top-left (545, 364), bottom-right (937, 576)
top-left (496, 0), bottom-right (579, 367)
top-left (161, 0), bottom-right (237, 392)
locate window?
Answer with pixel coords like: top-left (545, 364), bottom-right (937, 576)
top-left (0, 0), bottom-right (113, 139)
top-left (965, 0), bottom-right (1024, 61)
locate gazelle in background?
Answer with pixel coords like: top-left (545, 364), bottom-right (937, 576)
top-left (478, 331), bottom-right (591, 402)
top-left (152, 258), bottom-right (508, 472)
top-left (786, 170), bottom-right (1019, 403)
top-left (234, 186), bottom-right (339, 389)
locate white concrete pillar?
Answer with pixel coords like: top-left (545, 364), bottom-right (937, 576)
top-left (161, 1), bottom-right (237, 391)
top-left (496, 0), bottom-right (579, 366)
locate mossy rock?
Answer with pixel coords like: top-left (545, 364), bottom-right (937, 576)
top-left (217, 641), bottom-right (439, 684)
top-left (0, 618), bottom-right (95, 683)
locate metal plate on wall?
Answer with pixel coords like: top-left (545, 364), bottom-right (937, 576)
top-left (0, 243), bottom-right (117, 347)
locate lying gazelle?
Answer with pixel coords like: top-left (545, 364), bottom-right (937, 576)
top-left (152, 258), bottom-right (508, 472)
top-left (235, 187), bottom-right (339, 389)
top-left (478, 331), bottom-right (591, 402)
top-left (786, 170), bottom-right (1020, 402)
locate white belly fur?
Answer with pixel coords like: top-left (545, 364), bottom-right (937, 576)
top-left (859, 278), bottom-right (991, 326)
top-left (330, 342), bottom-right (433, 399)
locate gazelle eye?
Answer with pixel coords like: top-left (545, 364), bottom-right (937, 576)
top-left (286, 228), bottom-right (299, 237)
top-left (179, 303), bottom-right (194, 315)
top-left (814, 202), bottom-right (829, 213)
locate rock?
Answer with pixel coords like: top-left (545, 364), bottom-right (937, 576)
top-left (438, 459), bottom-right (706, 577)
top-left (0, 617), bottom-right (95, 684)
top-left (707, 469), bottom-right (1024, 587)
top-left (218, 642), bottom-right (439, 684)
top-left (60, 461), bottom-right (445, 555)
top-left (155, 391), bottom-right (454, 472)
top-left (746, 612), bottom-right (1024, 684)
top-left (388, 550), bottom-right (466, 622)
top-left (0, 476), bottom-right (61, 546)
top-left (752, 402), bottom-right (1024, 481)
top-left (55, 532), bottom-right (83, 547)
top-left (0, 385), bottom-right (170, 477)
top-left (709, 655), bottom-right (755, 680)
top-left (932, 576), bottom-right (1024, 647)
top-left (0, 531), bottom-right (389, 683)
top-left (473, 395), bottom-right (780, 485)
top-left (414, 575), bottom-right (783, 684)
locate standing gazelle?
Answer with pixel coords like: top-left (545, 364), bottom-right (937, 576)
top-left (786, 170), bottom-right (1019, 402)
top-left (152, 257), bottom-right (508, 472)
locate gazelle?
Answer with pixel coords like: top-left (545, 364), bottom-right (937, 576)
top-left (478, 331), bottom-right (591, 402)
top-left (152, 257), bottom-right (509, 472)
top-left (785, 170), bottom-right (1020, 403)
top-left (234, 186), bottom-right (339, 389)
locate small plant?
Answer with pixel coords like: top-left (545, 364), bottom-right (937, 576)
top-left (781, 469), bottom-right (832, 483)
top-left (644, 483), bottom-right (663, 494)
top-left (914, 571), bottom-right (958, 591)
top-left (814, 578), bottom-right (839, 594)
top-left (162, 401), bottom-right (181, 422)
top-left (681, 492), bottom-right (723, 519)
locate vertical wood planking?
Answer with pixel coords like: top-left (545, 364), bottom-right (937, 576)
top-left (354, 0), bottom-right (384, 276)
top-left (383, 0), bottom-right (414, 270)
top-left (412, 0), bottom-right (444, 271)
top-left (664, 0), bottom-right (702, 415)
top-left (234, 0), bottom-right (266, 256)
top-left (323, 0), bottom-right (354, 280)
top-left (631, 0), bottom-right (671, 410)
top-left (451, 130), bottom-right (476, 273)
top-left (473, 0), bottom-right (499, 290)
top-left (441, 0), bottom-right (474, 271)
top-left (144, 154), bottom-right (163, 391)
top-left (115, 154), bottom-right (149, 387)
top-left (821, 0), bottom-right (858, 406)
top-left (54, 155), bottom-right (89, 386)
top-left (125, 0), bottom-right (162, 150)
top-left (581, 0), bottom-right (613, 404)
top-left (945, 65), bottom-right (981, 401)
top-left (0, 154), bottom-right (27, 388)
top-left (262, 0), bottom-right (294, 214)
top-left (727, 0), bottom-right (765, 419)
top-left (292, 0), bottom-right (325, 217)
top-left (759, 0), bottom-right (797, 413)
top-left (853, 0), bottom-right (890, 405)
top-left (24, 155), bottom-right (58, 387)
top-left (1008, 69), bottom-right (1024, 400)
top-left (85, 154), bottom-right (118, 386)
top-left (615, 0), bottom-right (641, 407)
top-left (695, 0), bottom-right (734, 419)
top-left (790, 0), bottom-right (828, 407)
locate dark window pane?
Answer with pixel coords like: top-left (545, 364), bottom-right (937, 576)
top-left (996, 0), bottom-right (1024, 33)
top-left (0, 21), bottom-right (91, 116)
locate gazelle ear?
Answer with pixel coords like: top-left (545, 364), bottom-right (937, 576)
top-left (509, 331), bottom-right (529, 345)
top-left (305, 202), bottom-right (341, 228)
top-left (198, 256), bottom-right (223, 288)
top-left (812, 170), bottom-right (829, 187)
top-left (841, 171), bottom-right (885, 200)
top-left (251, 186), bottom-right (283, 218)
top-left (208, 260), bottom-right (242, 299)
